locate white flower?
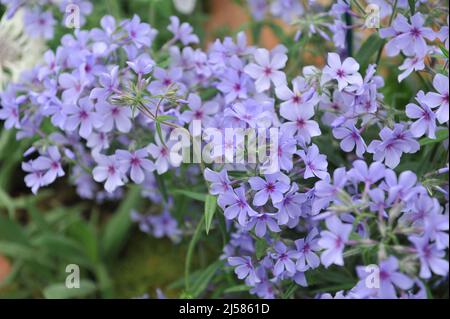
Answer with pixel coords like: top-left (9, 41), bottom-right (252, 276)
top-left (0, 9), bottom-right (46, 91)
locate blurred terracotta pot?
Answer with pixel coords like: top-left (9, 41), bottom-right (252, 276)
top-left (0, 255), bottom-right (11, 283)
top-left (205, 0), bottom-right (284, 49)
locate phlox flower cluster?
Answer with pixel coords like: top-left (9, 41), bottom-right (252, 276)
top-left (0, 1), bottom-right (448, 299)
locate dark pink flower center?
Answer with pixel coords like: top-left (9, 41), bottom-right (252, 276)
top-left (410, 27), bottom-right (421, 38)
top-left (336, 69), bottom-right (345, 78)
top-left (79, 110), bottom-right (89, 120)
top-left (131, 156), bottom-right (141, 166)
top-left (266, 182), bottom-right (275, 193)
top-left (296, 118), bottom-right (305, 128)
top-left (107, 165), bottom-right (116, 175)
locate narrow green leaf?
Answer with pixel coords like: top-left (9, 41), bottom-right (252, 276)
top-left (100, 185), bottom-right (142, 260)
top-left (154, 172), bottom-right (169, 202)
top-left (66, 221), bottom-right (99, 264)
top-left (438, 43), bottom-right (449, 59)
top-left (204, 195), bottom-right (217, 234)
top-left (255, 238), bottom-right (268, 259)
top-left (355, 33), bottom-right (385, 71)
top-left (156, 115), bottom-right (177, 122)
top-left (43, 280), bottom-right (97, 299)
top-left (408, 0), bottom-right (416, 15)
top-left (0, 215), bottom-right (28, 244)
top-left (185, 216), bottom-right (204, 293)
top-left (173, 189), bottom-right (206, 202)
top-left (419, 130), bottom-right (449, 146)
top-left (190, 261), bottom-right (222, 298)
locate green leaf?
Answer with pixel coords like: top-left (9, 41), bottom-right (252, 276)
top-left (255, 237), bottom-right (268, 259)
top-left (419, 130), bottom-right (449, 146)
top-left (32, 234), bottom-right (92, 268)
top-left (223, 285), bottom-right (250, 294)
top-left (0, 215), bottom-right (28, 245)
top-left (155, 121), bottom-right (165, 147)
top-left (408, 0), bottom-right (416, 15)
top-left (355, 33), bottom-right (385, 71)
top-left (100, 185), bottom-right (142, 260)
top-left (0, 241), bottom-right (52, 267)
top-left (438, 44), bottom-right (449, 59)
top-left (43, 280), bottom-right (97, 299)
top-left (190, 261), bottom-right (222, 298)
top-left (185, 216), bottom-right (204, 292)
top-left (0, 188), bottom-right (14, 217)
top-left (172, 189), bottom-right (206, 202)
top-left (156, 115), bottom-right (177, 122)
top-left (204, 195), bottom-right (217, 235)
top-left (154, 172), bottom-right (169, 202)
top-left (66, 221), bottom-right (99, 264)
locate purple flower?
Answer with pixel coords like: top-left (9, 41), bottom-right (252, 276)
top-left (0, 95), bottom-right (21, 129)
top-left (22, 160), bottom-right (46, 194)
top-left (437, 17), bottom-right (449, 49)
top-left (64, 97), bottom-right (102, 139)
top-left (313, 167), bottom-right (347, 213)
top-left (90, 66), bottom-right (120, 100)
top-left (203, 168), bottom-right (231, 195)
top-left (298, 144), bottom-right (329, 180)
top-left (401, 193), bottom-right (439, 228)
top-left (247, 0), bottom-right (268, 21)
top-left (348, 160), bottom-right (385, 186)
top-left (271, 241), bottom-right (299, 276)
top-left (248, 173), bottom-right (290, 206)
top-left (217, 69), bottom-right (249, 103)
top-left (406, 92), bottom-right (437, 139)
top-left (274, 183), bottom-right (306, 225)
top-left (228, 256), bottom-right (260, 285)
top-left (96, 100), bottom-right (133, 133)
top-left (332, 120), bottom-right (367, 157)
top-left (147, 132), bottom-right (182, 174)
top-left (382, 169), bottom-right (418, 204)
top-left (367, 123), bottom-right (420, 169)
top-left (409, 236), bottom-right (449, 279)
top-left (398, 55), bottom-right (425, 82)
top-left (276, 133), bottom-right (297, 172)
top-left (59, 70), bottom-right (90, 104)
top-left (149, 211), bottom-right (181, 242)
top-left (423, 74), bottom-right (449, 124)
top-left (24, 9), bottom-right (55, 39)
top-left (279, 98), bottom-right (321, 144)
top-left (32, 146), bottom-right (65, 186)
top-left (127, 54), bottom-right (155, 75)
top-left (275, 76), bottom-right (318, 110)
top-left (244, 48), bottom-right (287, 92)
top-left (218, 186), bottom-right (258, 226)
top-left (381, 13), bottom-right (436, 57)
top-left (355, 256), bottom-right (414, 299)
top-left (123, 15), bottom-right (157, 49)
top-left (92, 154), bottom-right (127, 193)
top-left (321, 53), bottom-right (363, 91)
top-left (270, 0), bottom-right (304, 24)
top-left (147, 67), bottom-right (183, 95)
top-left (116, 149), bottom-right (155, 184)
top-left (181, 93), bottom-right (219, 129)
top-left (424, 211), bottom-right (449, 250)
top-left (319, 216), bottom-right (352, 267)
top-left (295, 228), bottom-right (321, 271)
top-left (246, 213), bottom-right (280, 237)
top-left (167, 16), bottom-right (199, 45)
top-left (368, 188), bottom-right (387, 217)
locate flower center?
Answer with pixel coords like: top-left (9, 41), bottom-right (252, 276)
top-left (336, 69), bottom-right (345, 78)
